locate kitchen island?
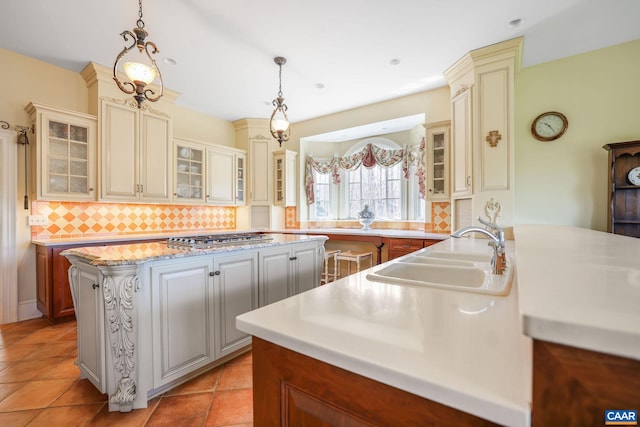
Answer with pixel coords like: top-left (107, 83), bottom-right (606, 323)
top-left (237, 237), bottom-right (532, 426)
top-left (62, 233), bottom-right (327, 412)
top-left (237, 225), bottom-right (640, 426)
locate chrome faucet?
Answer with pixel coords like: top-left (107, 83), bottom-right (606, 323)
top-left (451, 217), bottom-right (507, 275)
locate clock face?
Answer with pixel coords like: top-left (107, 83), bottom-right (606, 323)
top-left (628, 166), bottom-right (640, 186)
top-left (531, 112), bottom-right (568, 141)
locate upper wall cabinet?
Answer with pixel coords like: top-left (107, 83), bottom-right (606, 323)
top-left (99, 98), bottom-right (173, 203)
top-left (206, 146), bottom-right (246, 206)
top-left (443, 37), bottom-right (521, 228)
top-left (174, 138), bottom-right (206, 203)
top-left (26, 102), bottom-right (97, 201)
top-left (425, 121), bottom-right (450, 200)
top-left (273, 149), bottom-right (297, 207)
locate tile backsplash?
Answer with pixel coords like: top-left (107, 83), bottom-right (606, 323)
top-left (31, 201), bottom-right (236, 239)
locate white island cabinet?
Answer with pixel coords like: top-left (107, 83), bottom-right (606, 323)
top-left (62, 234), bottom-right (326, 412)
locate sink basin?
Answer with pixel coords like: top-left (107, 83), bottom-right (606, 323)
top-left (411, 251), bottom-right (493, 263)
top-left (366, 251), bottom-right (513, 295)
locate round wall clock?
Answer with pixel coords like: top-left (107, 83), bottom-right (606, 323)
top-left (628, 166), bottom-right (640, 186)
top-left (531, 111), bottom-right (568, 141)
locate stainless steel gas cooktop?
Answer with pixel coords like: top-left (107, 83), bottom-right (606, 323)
top-left (166, 233), bottom-right (272, 249)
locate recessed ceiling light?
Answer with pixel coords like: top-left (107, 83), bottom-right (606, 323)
top-left (507, 18), bottom-right (524, 28)
top-left (315, 83), bottom-right (325, 89)
top-left (163, 57), bottom-right (177, 65)
top-left (389, 58), bottom-right (400, 66)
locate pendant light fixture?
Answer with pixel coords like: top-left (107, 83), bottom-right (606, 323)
top-left (113, 0), bottom-right (163, 108)
top-left (270, 57), bottom-right (290, 147)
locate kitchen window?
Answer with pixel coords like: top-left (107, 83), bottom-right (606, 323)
top-left (309, 138), bottom-right (425, 221)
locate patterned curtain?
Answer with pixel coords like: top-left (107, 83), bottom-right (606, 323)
top-left (304, 139), bottom-right (426, 205)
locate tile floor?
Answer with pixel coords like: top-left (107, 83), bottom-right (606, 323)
top-left (0, 317), bottom-right (253, 426)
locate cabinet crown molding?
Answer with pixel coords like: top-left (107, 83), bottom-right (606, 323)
top-left (100, 96), bottom-right (170, 118)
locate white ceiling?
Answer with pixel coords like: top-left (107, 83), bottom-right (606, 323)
top-left (1, 0), bottom-right (639, 125)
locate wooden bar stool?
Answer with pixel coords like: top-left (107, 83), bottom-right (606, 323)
top-left (335, 251), bottom-right (373, 277)
top-left (321, 249), bottom-right (341, 285)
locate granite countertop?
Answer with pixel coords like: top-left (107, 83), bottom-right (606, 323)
top-left (237, 238), bottom-right (532, 426)
top-left (60, 234), bottom-right (327, 266)
top-left (31, 229), bottom-right (259, 247)
top-left (515, 225), bottom-right (640, 360)
top-left (33, 228), bottom-right (447, 247)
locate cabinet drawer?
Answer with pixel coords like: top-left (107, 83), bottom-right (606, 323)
top-left (387, 239), bottom-right (424, 251)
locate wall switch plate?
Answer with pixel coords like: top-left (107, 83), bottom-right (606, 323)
top-left (28, 215), bottom-right (48, 226)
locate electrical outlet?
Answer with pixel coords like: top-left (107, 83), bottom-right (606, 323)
top-left (28, 215), bottom-right (48, 226)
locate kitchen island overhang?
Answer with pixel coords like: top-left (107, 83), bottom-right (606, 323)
top-left (63, 233), bottom-right (327, 412)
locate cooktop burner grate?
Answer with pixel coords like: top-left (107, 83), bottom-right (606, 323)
top-left (167, 233), bottom-right (273, 249)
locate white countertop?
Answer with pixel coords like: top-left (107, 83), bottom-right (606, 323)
top-left (515, 225), bottom-right (640, 360)
top-left (237, 238), bottom-right (532, 426)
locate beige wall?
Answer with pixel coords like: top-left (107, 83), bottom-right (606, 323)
top-left (0, 49), bottom-right (90, 308)
top-left (514, 38), bottom-right (640, 231)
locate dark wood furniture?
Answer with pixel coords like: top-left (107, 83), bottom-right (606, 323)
top-left (532, 340), bottom-right (640, 426)
top-left (274, 230), bottom-right (445, 265)
top-left (385, 237), bottom-right (440, 260)
top-left (35, 238), bottom-right (164, 323)
top-left (603, 140), bottom-right (640, 237)
top-left (252, 337), bottom-right (497, 427)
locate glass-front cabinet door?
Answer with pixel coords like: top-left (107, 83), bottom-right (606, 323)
top-left (174, 140), bottom-right (206, 203)
top-left (26, 102), bottom-right (97, 200)
top-left (426, 121), bottom-right (450, 201)
top-left (236, 153), bottom-right (246, 205)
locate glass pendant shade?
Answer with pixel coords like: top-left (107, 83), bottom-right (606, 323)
top-left (123, 61), bottom-right (157, 84)
top-left (271, 117), bottom-right (290, 133)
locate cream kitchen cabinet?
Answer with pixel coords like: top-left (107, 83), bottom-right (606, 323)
top-left (26, 102), bottom-right (97, 200)
top-left (67, 259), bottom-right (105, 393)
top-left (443, 38), bottom-right (520, 228)
top-left (258, 242), bottom-right (323, 306)
top-left (206, 146), bottom-right (246, 206)
top-left (450, 89), bottom-right (473, 197)
top-left (99, 98), bottom-right (172, 202)
top-left (425, 121), bottom-right (450, 200)
top-left (174, 139), bottom-right (206, 203)
top-left (150, 257), bottom-right (215, 388)
top-left (273, 149), bottom-right (297, 207)
top-left (213, 251), bottom-right (258, 358)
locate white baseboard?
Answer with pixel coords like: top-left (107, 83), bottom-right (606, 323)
top-left (18, 300), bottom-right (42, 321)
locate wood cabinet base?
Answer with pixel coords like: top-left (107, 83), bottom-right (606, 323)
top-left (252, 337), bottom-right (497, 427)
top-left (532, 340), bottom-right (640, 427)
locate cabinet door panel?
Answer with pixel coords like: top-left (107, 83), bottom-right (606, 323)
top-left (451, 90), bottom-right (472, 196)
top-left (74, 263), bottom-right (104, 393)
top-left (251, 139), bottom-right (271, 204)
top-left (215, 253), bottom-right (258, 357)
top-left (151, 259), bottom-right (214, 387)
top-left (139, 112), bottom-right (171, 201)
top-left (293, 244), bottom-right (319, 294)
top-left (207, 149), bottom-right (235, 204)
top-left (259, 248), bottom-right (291, 306)
top-left (101, 101), bottom-right (137, 199)
top-left (52, 248), bottom-right (75, 319)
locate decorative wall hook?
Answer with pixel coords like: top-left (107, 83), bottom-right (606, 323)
top-left (486, 130), bottom-right (502, 147)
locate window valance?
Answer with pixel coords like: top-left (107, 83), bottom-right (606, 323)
top-left (304, 138), bottom-right (426, 205)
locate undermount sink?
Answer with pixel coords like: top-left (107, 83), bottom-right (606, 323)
top-left (366, 251), bottom-right (513, 296)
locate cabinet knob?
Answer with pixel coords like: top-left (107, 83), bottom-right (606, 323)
top-left (213, 271), bottom-right (221, 276)
top-left (89, 187), bottom-right (94, 192)
top-left (92, 283), bottom-right (99, 289)
top-left (289, 256), bottom-right (297, 261)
